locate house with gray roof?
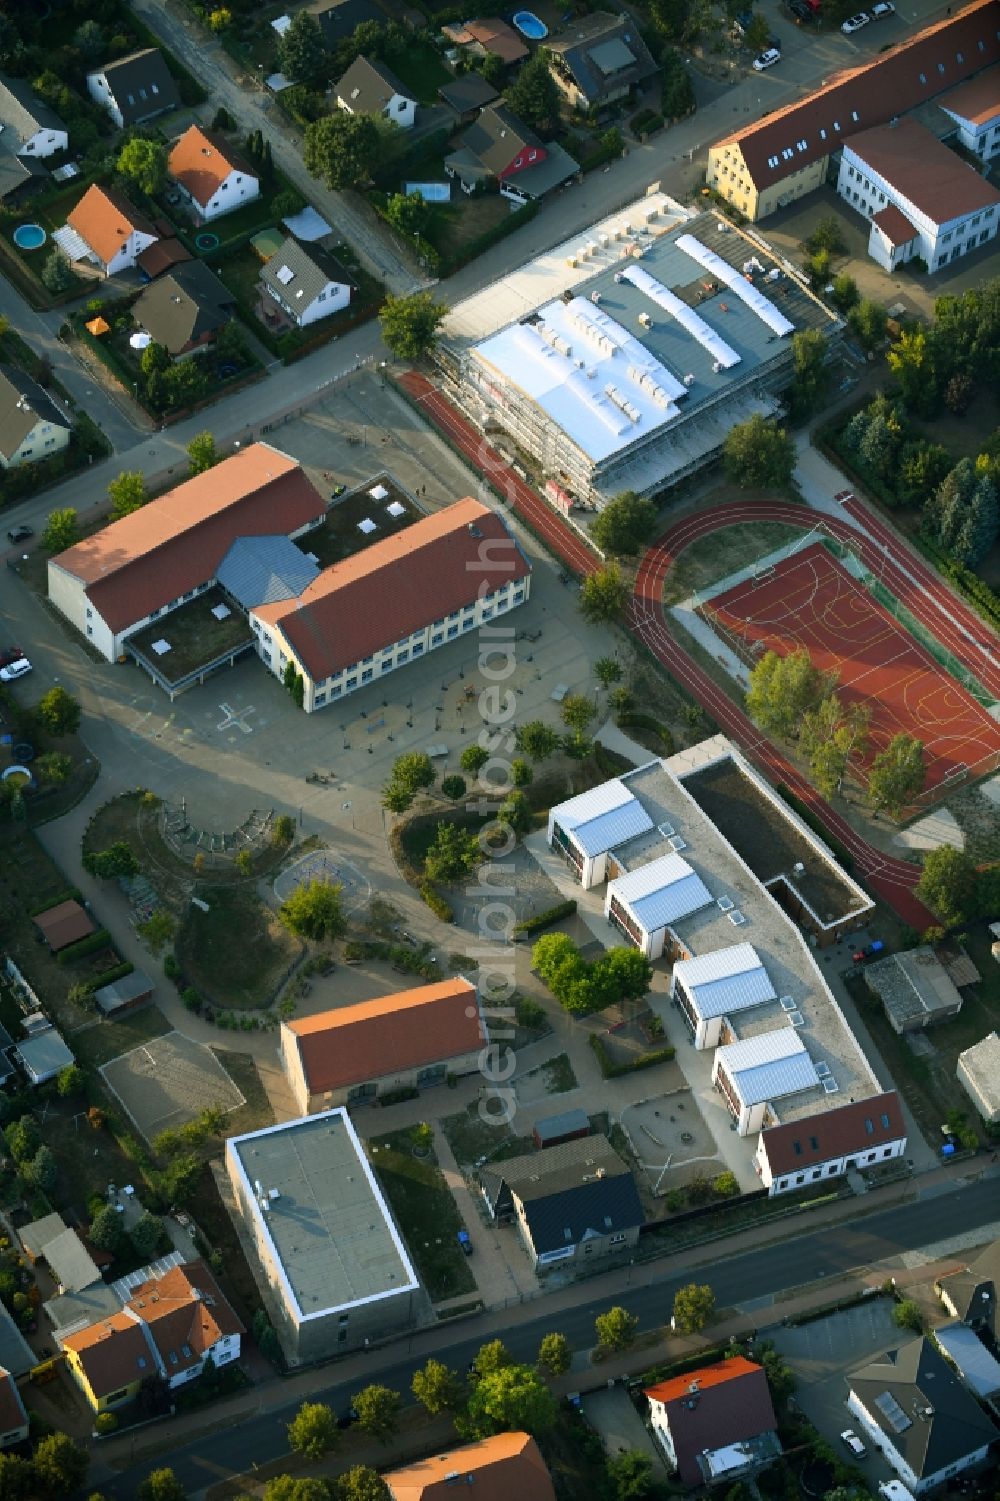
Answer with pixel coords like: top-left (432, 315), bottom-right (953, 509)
top-left (439, 72), bottom-right (499, 122)
top-left (445, 103), bottom-right (579, 202)
top-left (258, 236), bottom-right (353, 328)
top-left (0, 365), bottom-right (71, 470)
top-left (0, 74), bottom-right (68, 157)
top-left (132, 261), bottom-right (236, 358)
top-left (546, 11), bottom-right (658, 111)
top-left (86, 48), bottom-right (181, 128)
top-left (847, 1336), bottom-right (997, 1494)
top-left (479, 1135), bottom-right (643, 1269)
top-left (335, 56), bottom-right (416, 129)
top-left (0, 1305), bottom-right (34, 1380)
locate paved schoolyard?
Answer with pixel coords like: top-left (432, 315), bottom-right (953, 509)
top-left (100, 1030), bottom-right (245, 1142)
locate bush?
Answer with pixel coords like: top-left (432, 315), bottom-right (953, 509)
top-left (420, 882), bottom-right (455, 922)
top-left (515, 995), bottom-right (546, 1029)
top-left (95, 1411), bottom-right (118, 1435)
top-left (589, 1035), bottom-right (675, 1078)
top-left (513, 899), bottom-right (578, 935)
top-left (88, 961), bottom-right (135, 990)
top-left (55, 929), bottom-right (113, 964)
top-left (615, 711), bottom-right (674, 753)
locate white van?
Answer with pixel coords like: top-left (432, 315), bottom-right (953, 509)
top-left (879, 1482), bottom-right (916, 1501)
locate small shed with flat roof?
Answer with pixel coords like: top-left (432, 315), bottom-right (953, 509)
top-left (533, 1108), bottom-right (591, 1149)
top-left (957, 1031), bottom-right (1000, 1123)
top-left (15, 1026), bottom-right (74, 1085)
top-left (33, 899), bottom-right (94, 952)
top-left (93, 969), bottom-right (155, 1017)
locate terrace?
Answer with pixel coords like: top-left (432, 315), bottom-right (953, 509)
top-left (295, 474), bottom-right (424, 569)
top-left (125, 586), bottom-right (254, 697)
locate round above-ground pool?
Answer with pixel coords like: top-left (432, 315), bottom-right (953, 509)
top-left (13, 223), bottom-right (46, 251)
top-left (195, 230), bottom-right (220, 251)
top-left (513, 9), bottom-right (548, 37)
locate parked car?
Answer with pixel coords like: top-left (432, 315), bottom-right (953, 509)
top-left (753, 46), bottom-right (781, 69)
top-left (0, 646), bottom-right (25, 669)
top-left (788, 0), bottom-right (816, 18)
top-left (871, 1), bottom-right (895, 14)
top-left (6, 525), bottom-right (32, 544)
top-left (841, 11), bottom-right (871, 30)
top-left (457, 1229), bottom-right (473, 1256)
top-left (0, 657), bottom-right (31, 682)
top-left (841, 1430), bottom-right (868, 1458)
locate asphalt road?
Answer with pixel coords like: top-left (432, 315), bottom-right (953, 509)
top-left (101, 1174), bottom-right (1000, 1498)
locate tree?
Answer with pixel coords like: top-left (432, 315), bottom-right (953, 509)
top-left (800, 695), bottom-right (870, 800)
top-left (953, 471), bottom-right (999, 567)
top-left (4, 1117), bottom-right (38, 1163)
top-left (464, 1363), bottom-right (557, 1437)
top-left (746, 649), bottom-right (836, 741)
top-left (594, 947), bottom-right (652, 1002)
top-left (141, 340), bottom-right (171, 381)
top-left (137, 1471), bottom-right (186, 1501)
top-left (287, 1401), bottom-right (339, 1461)
top-left (412, 1358), bottom-right (464, 1415)
top-left (713, 1169), bottom-right (739, 1198)
top-left (33, 1434), bottom-right (89, 1495)
top-left (425, 822), bottom-right (480, 882)
top-left (516, 721), bottom-right (560, 761)
top-left (537, 1331), bottom-right (571, 1377)
top-left (74, 19), bottom-right (106, 60)
top-left (505, 49), bottom-right (559, 131)
top-left (473, 1338), bottom-right (513, 1376)
top-left (304, 113), bottom-right (382, 189)
top-left (117, 137), bottom-right (167, 197)
top-left (271, 814), bottom-right (296, 847)
top-left (35, 751), bottom-right (73, 786)
top-left (391, 751), bottom-right (436, 797)
top-left (460, 744), bottom-right (490, 776)
top-left (925, 457), bottom-right (978, 554)
top-left (724, 415), bottom-right (795, 488)
top-left (89, 1204), bottom-right (125, 1254)
top-left (41, 507), bottom-right (78, 553)
top-left (56, 1063), bottom-right (84, 1096)
top-left (264, 1478), bottom-right (332, 1501)
top-left (580, 564), bottom-right (630, 623)
top-left (532, 932), bottom-right (585, 991)
top-left (235, 849), bottom-right (254, 877)
top-left (511, 757), bottom-right (533, 787)
top-left (898, 439), bottom-right (951, 507)
top-left (595, 1306), bottom-right (639, 1352)
top-left (187, 431), bottom-right (219, 475)
top-left (36, 685), bottom-right (82, 736)
top-left (498, 790), bottom-right (531, 838)
top-left (130, 1211), bottom-right (166, 1260)
top-left (385, 190), bottom-right (428, 238)
top-left (139, 910), bottom-right (176, 955)
top-left (887, 327), bottom-right (938, 417)
top-left (278, 10), bottom-right (326, 81)
top-left (672, 1282), bottom-right (715, 1333)
top-left (830, 273), bottom-right (858, 312)
top-left (441, 774), bottom-right (466, 800)
top-left (661, 47), bottom-right (695, 117)
top-left (336, 1470), bottom-right (390, 1501)
top-left (607, 1452), bottom-right (654, 1500)
top-left (944, 371), bottom-right (974, 416)
top-left (916, 844), bottom-right (977, 927)
top-left (848, 297), bottom-right (887, 353)
top-left (0, 1454), bottom-right (36, 1500)
top-left (594, 657), bottom-right (622, 688)
top-left (788, 329), bottom-right (830, 418)
top-left (892, 1298), bottom-right (924, 1333)
top-left (41, 249), bottom-right (75, 293)
top-left (83, 840), bottom-right (139, 879)
top-left (208, 8), bottom-right (233, 32)
top-left (868, 733), bottom-right (925, 817)
top-left (560, 694), bottom-right (596, 734)
top-left (382, 783), bottom-right (413, 814)
top-left (108, 469), bottom-right (147, 519)
top-left (379, 291), bottom-right (447, 360)
top-left (759, 1343), bottom-right (796, 1403)
top-left (352, 1384), bottom-right (401, 1442)
top-left (590, 492), bottom-right (658, 557)
top-left (648, 0), bottom-right (690, 40)
top-left (24, 1145), bottom-right (56, 1193)
top-left (744, 13), bottom-right (771, 49)
top-left (279, 878), bottom-right (346, 941)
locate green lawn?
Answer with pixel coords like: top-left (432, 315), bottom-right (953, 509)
top-left (387, 42), bottom-right (452, 104)
top-left (73, 1007), bottom-right (172, 1071)
top-left (367, 1129), bottom-right (476, 1302)
top-left (662, 520), bottom-right (805, 605)
top-left (176, 885), bottom-right (303, 1009)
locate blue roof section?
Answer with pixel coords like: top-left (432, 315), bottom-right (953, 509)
top-left (217, 534), bottom-right (321, 609)
top-left (935, 1323), bottom-right (1000, 1397)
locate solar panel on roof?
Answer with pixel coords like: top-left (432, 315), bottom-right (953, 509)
top-left (675, 234), bottom-right (794, 337)
top-left (874, 1391), bottom-right (911, 1432)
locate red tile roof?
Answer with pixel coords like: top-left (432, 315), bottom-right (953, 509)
top-left (872, 203), bottom-right (919, 245)
top-left (714, 0), bottom-right (1000, 191)
top-left (67, 183), bottom-right (156, 266)
top-left (138, 237), bottom-right (193, 278)
top-left (126, 1259), bottom-right (243, 1376)
top-left (62, 1312), bottom-right (154, 1399)
top-left (253, 497), bottom-right (530, 681)
top-left (386, 1432), bottom-right (555, 1501)
top-left (0, 1372), bottom-right (27, 1437)
top-left (847, 117), bottom-right (1000, 223)
top-left (645, 1358), bottom-right (777, 1486)
top-left (285, 978), bottom-right (482, 1095)
top-left (34, 899), bottom-right (96, 952)
top-left (939, 61), bottom-right (1000, 124)
top-left (168, 126), bottom-right (255, 209)
top-left (51, 444), bottom-right (326, 634)
top-left (758, 1090), bottom-right (905, 1177)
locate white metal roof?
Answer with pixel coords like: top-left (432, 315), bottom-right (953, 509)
top-left (675, 234), bottom-right (794, 337)
top-left (609, 852), bottom-right (713, 933)
top-left (935, 1323), bottom-right (1000, 1397)
top-left (621, 264), bottom-right (741, 369)
top-left (551, 780), bottom-right (654, 857)
top-left (716, 1028), bottom-right (818, 1105)
top-left (673, 942), bottom-right (776, 1019)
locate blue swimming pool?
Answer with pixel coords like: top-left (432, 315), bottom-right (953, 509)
top-left (13, 223), bottom-right (46, 251)
top-left (513, 9), bottom-right (548, 38)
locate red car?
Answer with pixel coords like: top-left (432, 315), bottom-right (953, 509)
top-left (0, 646), bottom-right (25, 670)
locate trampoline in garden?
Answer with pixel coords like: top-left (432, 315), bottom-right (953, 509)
top-left (195, 231), bottom-right (220, 251)
top-left (13, 224), bottom-right (46, 251)
top-left (512, 10), bottom-right (548, 37)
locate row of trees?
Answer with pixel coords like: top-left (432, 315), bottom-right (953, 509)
top-left (532, 931), bottom-right (652, 1015)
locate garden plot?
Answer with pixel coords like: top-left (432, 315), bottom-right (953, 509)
top-left (100, 1031), bottom-right (245, 1142)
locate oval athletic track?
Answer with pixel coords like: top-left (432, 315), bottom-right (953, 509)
top-left (395, 373), bottom-right (1000, 928)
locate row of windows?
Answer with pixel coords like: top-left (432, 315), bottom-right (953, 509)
top-left (775, 1144), bottom-right (896, 1189)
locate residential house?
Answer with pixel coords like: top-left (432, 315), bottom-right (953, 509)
top-left (131, 260), bottom-right (236, 358)
top-left (937, 1240), bottom-right (1000, 1333)
top-left (384, 1431), bottom-right (556, 1500)
top-left (249, 497), bottom-right (531, 712)
top-left (864, 946), bottom-right (965, 1032)
top-left (645, 1357), bottom-right (781, 1486)
top-left (47, 443), bottom-right (327, 663)
top-left (280, 977), bottom-right (484, 1113)
top-left (836, 118), bottom-right (1000, 274)
top-left (258, 235), bottom-right (353, 327)
top-left (445, 103), bottom-right (579, 202)
top-left (86, 48), bottom-right (181, 128)
top-left (546, 12), bottom-right (658, 111)
top-left (934, 1323), bottom-right (1000, 1400)
top-left (0, 1373), bottom-right (28, 1450)
top-left (62, 1311), bottom-right (156, 1411)
top-left (754, 1091), bottom-right (907, 1195)
top-left (123, 1260), bottom-right (243, 1389)
top-left (0, 1309), bottom-right (33, 1382)
top-left (939, 64), bottom-right (1000, 161)
top-left (957, 1031), bottom-right (1000, 1122)
top-left (335, 56), bottom-right (416, 129)
top-left (0, 365), bottom-right (71, 470)
top-left (15, 1026), bottom-right (75, 1086)
top-left (438, 72), bottom-right (499, 122)
top-left (479, 1135), bottom-right (644, 1269)
top-left (312, 0), bottom-right (389, 48)
top-left (0, 152), bottom-right (47, 205)
top-left (442, 18), bottom-right (528, 67)
top-left (847, 1337), bottom-right (998, 1493)
top-left (58, 183), bottom-right (158, 277)
top-left (706, 0), bottom-right (1000, 221)
top-left (167, 125), bottom-right (259, 222)
top-left (0, 73), bottom-right (68, 156)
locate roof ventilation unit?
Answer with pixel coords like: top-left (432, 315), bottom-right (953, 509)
top-left (658, 822), bottom-right (675, 838)
top-left (728, 910), bottom-right (746, 926)
top-left (815, 1061), bottom-right (831, 1079)
top-left (638, 311), bottom-right (652, 328)
top-left (788, 1010), bottom-right (805, 1027)
top-left (668, 835), bottom-right (687, 852)
top-left (717, 895), bottom-right (734, 912)
top-left (822, 1077), bottom-right (840, 1094)
top-left (778, 995), bottom-right (796, 1011)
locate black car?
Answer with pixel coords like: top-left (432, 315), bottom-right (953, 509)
top-left (6, 525), bottom-right (32, 544)
top-left (788, 0), bottom-right (815, 19)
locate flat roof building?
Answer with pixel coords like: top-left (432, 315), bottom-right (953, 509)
top-left (605, 851), bottom-right (714, 958)
top-left (671, 943), bottom-right (777, 1049)
top-left (957, 1031), bottom-right (1000, 1123)
top-left (226, 1110), bottom-right (425, 1364)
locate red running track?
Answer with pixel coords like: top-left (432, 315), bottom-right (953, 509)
top-left (397, 373), bottom-right (937, 928)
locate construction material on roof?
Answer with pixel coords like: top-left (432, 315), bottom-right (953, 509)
top-left (675, 234), bottom-right (794, 336)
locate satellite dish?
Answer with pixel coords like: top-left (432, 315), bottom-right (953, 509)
top-left (129, 331), bottom-right (152, 349)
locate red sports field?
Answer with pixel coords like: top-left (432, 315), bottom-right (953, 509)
top-left (706, 542), bottom-right (1000, 796)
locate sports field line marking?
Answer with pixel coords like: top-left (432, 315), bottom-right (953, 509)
top-left (844, 648), bottom-right (919, 689)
